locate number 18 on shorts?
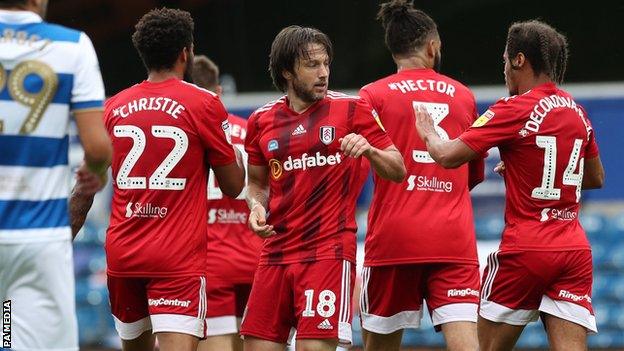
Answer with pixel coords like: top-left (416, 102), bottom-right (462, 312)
top-left (241, 260), bottom-right (355, 346)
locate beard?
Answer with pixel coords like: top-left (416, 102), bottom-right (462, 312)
top-left (183, 57), bottom-right (194, 83)
top-left (292, 77), bottom-right (325, 104)
top-left (433, 52), bottom-right (442, 73)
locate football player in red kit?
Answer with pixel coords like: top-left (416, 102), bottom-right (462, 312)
top-left (240, 26), bottom-right (406, 351)
top-left (358, 2), bottom-right (484, 350)
top-left (102, 9), bottom-right (245, 351)
top-left (415, 20), bottom-right (605, 351)
top-left (192, 55), bottom-right (263, 351)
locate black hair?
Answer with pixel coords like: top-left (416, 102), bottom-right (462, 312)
top-left (0, 1), bottom-right (27, 7)
top-left (269, 25), bottom-right (333, 92)
top-left (377, 0), bottom-right (438, 56)
top-left (507, 20), bottom-right (569, 84)
top-left (132, 7), bottom-right (194, 71)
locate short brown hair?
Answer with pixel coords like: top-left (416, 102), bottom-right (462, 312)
top-left (192, 55), bottom-right (219, 90)
top-left (269, 25), bottom-right (333, 92)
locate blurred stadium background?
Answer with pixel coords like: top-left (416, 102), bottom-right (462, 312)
top-left (50, 0), bottom-right (624, 349)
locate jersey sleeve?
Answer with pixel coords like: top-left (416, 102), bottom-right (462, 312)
top-left (71, 33), bottom-right (105, 111)
top-left (585, 126), bottom-right (600, 159)
top-left (197, 95), bottom-right (237, 167)
top-left (352, 98), bottom-right (394, 150)
top-left (458, 98), bottom-right (522, 155)
top-left (245, 112), bottom-right (266, 166)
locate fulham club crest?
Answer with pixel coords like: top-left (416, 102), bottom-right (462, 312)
top-left (319, 126), bottom-right (335, 145)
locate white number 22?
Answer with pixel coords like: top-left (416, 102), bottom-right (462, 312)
top-left (114, 125), bottom-right (188, 191)
top-left (532, 135), bottom-right (584, 202)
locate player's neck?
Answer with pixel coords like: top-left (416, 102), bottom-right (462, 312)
top-left (394, 55), bottom-right (431, 72)
top-left (147, 70), bottom-right (182, 83)
top-left (518, 73), bottom-right (553, 95)
top-left (287, 92), bottom-right (316, 114)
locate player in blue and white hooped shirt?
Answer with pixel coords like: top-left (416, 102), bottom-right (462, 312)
top-left (0, 0), bottom-right (111, 350)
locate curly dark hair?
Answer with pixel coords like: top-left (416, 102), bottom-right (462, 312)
top-left (507, 20), bottom-right (569, 84)
top-left (132, 7), bottom-right (194, 71)
top-left (377, 0), bottom-right (438, 56)
top-left (269, 25), bottom-right (333, 92)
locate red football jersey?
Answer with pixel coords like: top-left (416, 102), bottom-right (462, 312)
top-left (206, 114), bottom-right (263, 283)
top-left (104, 78), bottom-right (237, 277)
top-left (360, 68), bottom-right (480, 266)
top-left (245, 91), bottom-right (394, 265)
top-left (459, 82), bottom-right (600, 251)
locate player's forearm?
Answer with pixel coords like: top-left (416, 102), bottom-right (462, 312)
top-left (69, 189), bottom-right (95, 239)
top-left (366, 147), bottom-right (406, 183)
top-left (246, 182), bottom-right (269, 210)
top-left (424, 134), bottom-right (468, 169)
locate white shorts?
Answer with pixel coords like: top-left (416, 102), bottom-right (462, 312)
top-left (0, 239), bottom-right (78, 351)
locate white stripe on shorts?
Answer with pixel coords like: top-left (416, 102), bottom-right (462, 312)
top-left (482, 251), bottom-right (500, 300)
top-left (359, 266), bottom-right (371, 315)
top-left (197, 277), bottom-right (207, 320)
top-left (340, 261), bottom-right (351, 323)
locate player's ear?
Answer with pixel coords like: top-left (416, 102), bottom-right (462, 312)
top-left (216, 85), bottom-right (223, 96)
top-left (511, 52), bottom-right (526, 70)
top-left (426, 39), bottom-right (437, 59)
top-left (181, 47), bottom-right (189, 64)
top-left (282, 69), bottom-right (293, 81)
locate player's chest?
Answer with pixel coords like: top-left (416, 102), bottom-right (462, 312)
top-left (258, 115), bottom-right (350, 161)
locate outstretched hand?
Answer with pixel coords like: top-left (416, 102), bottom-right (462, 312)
top-left (248, 204), bottom-right (276, 238)
top-left (414, 104), bottom-right (437, 141)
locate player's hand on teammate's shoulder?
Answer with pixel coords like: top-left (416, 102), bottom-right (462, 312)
top-left (414, 104), bottom-right (437, 141)
top-left (339, 133), bottom-right (372, 158)
top-left (248, 203), bottom-right (276, 238)
top-left (74, 163), bottom-right (107, 196)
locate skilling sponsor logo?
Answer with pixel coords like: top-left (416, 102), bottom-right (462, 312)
top-left (406, 175), bottom-right (453, 192)
top-left (208, 208), bottom-right (248, 224)
top-left (540, 207), bottom-right (578, 222)
top-left (125, 202), bottom-right (168, 218)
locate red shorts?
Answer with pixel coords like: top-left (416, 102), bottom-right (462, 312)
top-left (479, 249), bottom-right (596, 333)
top-left (107, 275), bottom-right (207, 340)
top-left (205, 281), bottom-right (252, 336)
top-left (240, 260), bottom-right (355, 346)
top-left (360, 263), bottom-right (480, 334)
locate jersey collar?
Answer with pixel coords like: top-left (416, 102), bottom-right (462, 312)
top-left (0, 10), bottom-right (43, 24)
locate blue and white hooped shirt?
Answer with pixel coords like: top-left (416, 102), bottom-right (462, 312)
top-left (0, 10), bottom-right (105, 243)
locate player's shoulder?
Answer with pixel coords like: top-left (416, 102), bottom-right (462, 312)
top-left (105, 85), bottom-right (133, 110)
top-left (250, 95), bottom-right (287, 120)
top-left (361, 76), bottom-right (393, 94)
top-left (326, 90), bottom-right (360, 101)
top-left (178, 80), bottom-right (219, 100)
top-left (37, 21), bottom-right (83, 43)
